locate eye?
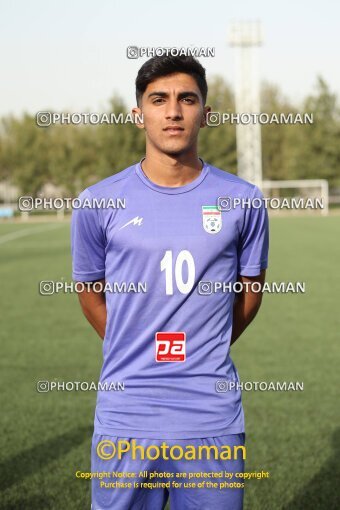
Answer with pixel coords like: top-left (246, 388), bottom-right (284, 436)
top-left (153, 98), bottom-right (165, 104)
top-left (182, 97), bottom-right (195, 104)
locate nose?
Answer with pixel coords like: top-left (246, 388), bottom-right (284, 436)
top-left (165, 98), bottom-right (183, 120)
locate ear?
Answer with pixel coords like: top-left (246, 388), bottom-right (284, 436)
top-left (132, 106), bottom-right (144, 129)
top-left (201, 105), bottom-right (212, 128)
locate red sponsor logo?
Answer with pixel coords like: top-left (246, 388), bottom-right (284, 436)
top-left (155, 332), bottom-right (186, 362)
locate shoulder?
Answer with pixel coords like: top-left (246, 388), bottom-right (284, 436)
top-left (79, 164), bottom-right (136, 199)
top-left (206, 163), bottom-right (263, 198)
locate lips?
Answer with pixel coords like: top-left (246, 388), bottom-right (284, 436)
top-left (163, 126), bottom-right (184, 134)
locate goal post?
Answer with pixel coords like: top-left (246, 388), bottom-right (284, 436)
top-left (260, 179), bottom-right (329, 216)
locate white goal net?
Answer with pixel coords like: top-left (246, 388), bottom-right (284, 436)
top-left (260, 179), bottom-right (329, 216)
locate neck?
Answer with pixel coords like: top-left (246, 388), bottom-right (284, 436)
top-left (141, 146), bottom-right (203, 187)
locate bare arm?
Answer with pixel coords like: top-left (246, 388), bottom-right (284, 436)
top-left (231, 270), bottom-right (266, 346)
top-left (77, 279), bottom-right (107, 340)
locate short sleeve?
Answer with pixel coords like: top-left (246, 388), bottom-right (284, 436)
top-left (238, 186), bottom-right (269, 277)
top-left (71, 189), bottom-right (106, 282)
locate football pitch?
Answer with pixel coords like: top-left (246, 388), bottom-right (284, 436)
top-left (0, 216), bottom-right (339, 510)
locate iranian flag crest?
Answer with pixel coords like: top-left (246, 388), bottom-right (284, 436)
top-left (202, 206), bottom-right (222, 234)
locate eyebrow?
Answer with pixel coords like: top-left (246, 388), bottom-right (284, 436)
top-left (147, 91), bottom-right (200, 100)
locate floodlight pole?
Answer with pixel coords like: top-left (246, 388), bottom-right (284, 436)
top-left (229, 21), bottom-right (263, 187)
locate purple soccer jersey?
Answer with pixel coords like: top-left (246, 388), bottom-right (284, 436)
top-left (71, 158), bottom-right (269, 439)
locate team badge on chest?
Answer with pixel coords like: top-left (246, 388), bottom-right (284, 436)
top-left (202, 206), bottom-right (222, 234)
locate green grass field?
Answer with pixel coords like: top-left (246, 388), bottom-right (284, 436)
top-left (0, 217), bottom-right (339, 510)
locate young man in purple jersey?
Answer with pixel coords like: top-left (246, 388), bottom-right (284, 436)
top-left (71, 55), bottom-right (269, 510)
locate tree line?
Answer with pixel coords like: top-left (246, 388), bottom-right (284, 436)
top-left (0, 75), bottom-right (339, 197)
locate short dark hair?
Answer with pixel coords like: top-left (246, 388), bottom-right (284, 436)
top-left (135, 55), bottom-right (208, 106)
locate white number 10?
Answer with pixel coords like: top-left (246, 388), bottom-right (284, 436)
top-left (160, 250), bottom-right (195, 295)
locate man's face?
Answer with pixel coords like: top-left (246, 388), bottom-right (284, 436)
top-left (133, 73), bottom-right (210, 156)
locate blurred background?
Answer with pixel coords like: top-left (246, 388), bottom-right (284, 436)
top-left (0, 1), bottom-right (339, 509)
